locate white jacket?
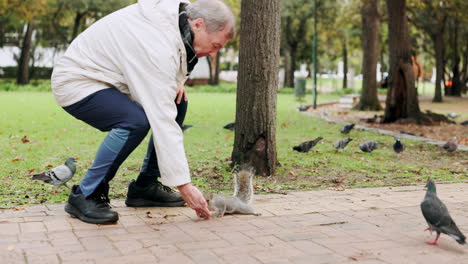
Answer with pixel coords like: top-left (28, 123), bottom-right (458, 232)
top-left (51, 0), bottom-right (191, 187)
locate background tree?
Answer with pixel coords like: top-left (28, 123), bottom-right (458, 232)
top-left (207, 0), bottom-right (241, 85)
top-left (383, 0), bottom-right (422, 123)
top-left (443, 0), bottom-right (468, 96)
top-left (355, 0), bottom-right (382, 110)
top-left (280, 0), bottom-right (314, 88)
top-left (50, 0), bottom-right (134, 44)
top-left (407, 0), bottom-right (448, 102)
top-left (232, 0), bottom-right (280, 176)
top-left (8, 0), bottom-right (49, 84)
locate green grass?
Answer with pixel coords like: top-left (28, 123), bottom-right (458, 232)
top-left (0, 85), bottom-right (466, 208)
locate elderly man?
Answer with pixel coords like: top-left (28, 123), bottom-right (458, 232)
top-left (51, 0), bottom-right (235, 224)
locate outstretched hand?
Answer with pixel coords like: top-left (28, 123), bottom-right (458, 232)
top-left (176, 84), bottom-right (188, 104)
top-left (177, 183), bottom-right (211, 219)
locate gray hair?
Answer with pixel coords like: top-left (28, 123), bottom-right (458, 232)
top-left (186, 0), bottom-right (235, 39)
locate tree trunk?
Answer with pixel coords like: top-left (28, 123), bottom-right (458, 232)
top-left (208, 52), bottom-right (221, 85)
top-left (17, 22), bottom-right (35, 85)
top-left (383, 0), bottom-right (421, 123)
top-left (449, 20), bottom-right (462, 96)
top-left (355, 0), bottom-right (381, 110)
top-left (432, 32), bottom-right (444, 102)
top-left (283, 48), bottom-right (292, 88)
top-left (290, 47), bottom-right (297, 85)
top-left (232, 0), bottom-right (280, 176)
top-left (342, 37), bottom-right (348, 89)
top-left (71, 11), bottom-right (86, 42)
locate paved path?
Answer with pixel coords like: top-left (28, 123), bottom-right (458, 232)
top-left (1, 183), bottom-right (468, 264)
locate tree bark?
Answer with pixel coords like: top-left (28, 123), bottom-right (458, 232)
top-left (232, 0), bottom-right (280, 176)
top-left (432, 32), bottom-right (444, 102)
top-left (17, 22), bottom-right (35, 85)
top-left (342, 37), bottom-right (348, 89)
top-left (283, 48), bottom-right (291, 88)
top-left (449, 20), bottom-right (462, 96)
top-left (71, 11), bottom-right (87, 43)
top-left (355, 0), bottom-right (382, 110)
top-left (383, 0), bottom-right (421, 123)
top-left (208, 52), bottom-right (221, 85)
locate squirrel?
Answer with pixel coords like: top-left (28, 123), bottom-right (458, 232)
top-left (205, 166), bottom-right (261, 217)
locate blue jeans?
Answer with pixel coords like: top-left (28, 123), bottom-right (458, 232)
top-left (63, 88), bottom-right (187, 197)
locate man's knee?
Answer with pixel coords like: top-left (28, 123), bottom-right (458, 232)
top-left (122, 111), bottom-right (150, 133)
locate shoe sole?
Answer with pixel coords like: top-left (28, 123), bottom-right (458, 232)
top-left (65, 203), bottom-right (119, 224)
top-left (125, 198), bottom-right (186, 207)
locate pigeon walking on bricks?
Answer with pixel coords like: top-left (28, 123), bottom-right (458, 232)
top-left (31, 157), bottom-right (76, 189)
top-left (340, 123), bottom-right (355, 134)
top-left (359, 141), bottom-right (380, 153)
top-left (393, 137), bottom-right (405, 154)
top-left (442, 136), bottom-right (457, 152)
top-left (421, 179), bottom-right (466, 246)
top-left (333, 138), bottom-right (353, 152)
top-left (223, 122), bottom-right (235, 131)
top-left (293, 137), bottom-right (323, 153)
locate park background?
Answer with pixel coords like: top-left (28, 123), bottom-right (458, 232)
top-left (0, 0), bottom-right (467, 208)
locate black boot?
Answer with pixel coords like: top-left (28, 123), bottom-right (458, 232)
top-left (125, 180), bottom-right (185, 207)
top-left (65, 184), bottom-right (118, 224)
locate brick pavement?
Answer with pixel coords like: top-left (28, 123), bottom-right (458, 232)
top-left (1, 183), bottom-right (467, 264)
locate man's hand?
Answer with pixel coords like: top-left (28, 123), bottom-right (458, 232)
top-left (176, 84), bottom-right (188, 104)
top-left (177, 183), bottom-right (211, 219)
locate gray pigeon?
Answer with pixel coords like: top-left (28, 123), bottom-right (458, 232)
top-left (393, 137), bottom-right (405, 154)
top-left (293, 137), bottom-right (323, 153)
top-left (447, 112), bottom-right (458, 119)
top-left (359, 141), bottom-right (380, 153)
top-left (421, 179), bottom-right (466, 246)
top-left (223, 122), bottom-right (235, 131)
top-left (31, 157), bottom-right (76, 189)
top-left (442, 136), bottom-right (457, 152)
top-left (333, 138), bottom-right (352, 152)
top-left (340, 123), bottom-right (355, 134)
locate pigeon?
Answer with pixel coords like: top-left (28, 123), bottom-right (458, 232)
top-left (461, 121), bottom-right (468, 126)
top-left (293, 137), bottom-right (323, 153)
top-left (359, 141), bottom-right (380, 153)
top-left (181, 124), bottom-right (193, 131)
top-left (298, 105), bottom-right (311, 112)
top-left (393, 137), bottom-right (405, 154)
top-left (31, 157), bottom-right (76, 189)
top-left (333, 138), bottom-right (352, 152)
top-left (322, 109), bottom-right (329, 116)
top-left (340, 123), bottom-right (355, 134)
top-left (223, 122), bottom-right (235, 131)
top-left (442, 136), bottom-right (457, 152)
top-left (420, 179), bottom-right (466, 246)
top-left (359, 114), bottom-right (378, 123)
top-left (400, 130), bottom-right (416, 136)
top-left (447, 112), bottom-right (458, 119)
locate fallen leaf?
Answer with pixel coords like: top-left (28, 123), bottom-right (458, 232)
top-left (25, 169), bottom-right (36, 176)
top-left (146, 211), bottom-right (154, 218)
top-left (288, 171), bottom-right (296, 176)
top-left (224, 134), bottom-right (232, 140)
top-left (21, 136), bottom-right (30, 143)
top-left (46, 164), bottom-right (54, 168)
top-left (281, 122), bottom-right (290, 128)
top-left (163, 214), bottom-right (177, 219)
top-left (12, 207), bottom-right (25, 211)
top-left (11, 157), bottom-right (23, 162)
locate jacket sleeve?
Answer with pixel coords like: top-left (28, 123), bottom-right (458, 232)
top-left (121, 49), bottom-right (191, 187)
